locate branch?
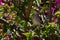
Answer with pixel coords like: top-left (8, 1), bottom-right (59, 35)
top-left (0, 18), bottom-right (8, 25)
top-left (25, 1), bottom-right (33, 21)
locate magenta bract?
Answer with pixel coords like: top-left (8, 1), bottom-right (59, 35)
top-left (0, 0), bottom-right (2, 4)
top-left (55, 0), bottom-right (60, 4)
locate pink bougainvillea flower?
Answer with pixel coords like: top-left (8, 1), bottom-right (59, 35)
top-left (5, 34), bottom-right (11, 40)
top-left (51, 7), bottom-right (55, 15)
top-left (1, 2), bottom-right (5, 5)
top-left (52, 17), bottom-right (57, 24)
top-left (0, 0), bottom-right (2, 4)
top-left (0, 0), bottom-right (5, 5)
top-left (55, 0), bottom-right (60, 4)
top-left (8, 13), bottom-right (12, 19)
top-left (11, 17), bottom-right (15, 20)
top-left (4, 13), bottom-right (8, 18)
top-left (45, 10), bottom-right (48, 13)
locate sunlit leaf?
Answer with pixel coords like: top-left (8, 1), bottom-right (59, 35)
top-left (55, 10), bottom-right (60, 15)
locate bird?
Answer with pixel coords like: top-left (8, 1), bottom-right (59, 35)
top-left (31, 11), bottom-right (44, 40)
top-left (32, 11), bottom-right (44, 28)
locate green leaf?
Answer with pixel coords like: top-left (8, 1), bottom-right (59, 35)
top-left (55, 11), bottom-right (60, 15)
top-left (49, 22), bottom-right (56, 28)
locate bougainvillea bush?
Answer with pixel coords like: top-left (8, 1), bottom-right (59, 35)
top-left (0, 0), bottom-right (60, 40)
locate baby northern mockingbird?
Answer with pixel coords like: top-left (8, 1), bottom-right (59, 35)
top-left (32, 11), bottom-right (44, 39)
top-left (32, 11), bottom-right (44, 29)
